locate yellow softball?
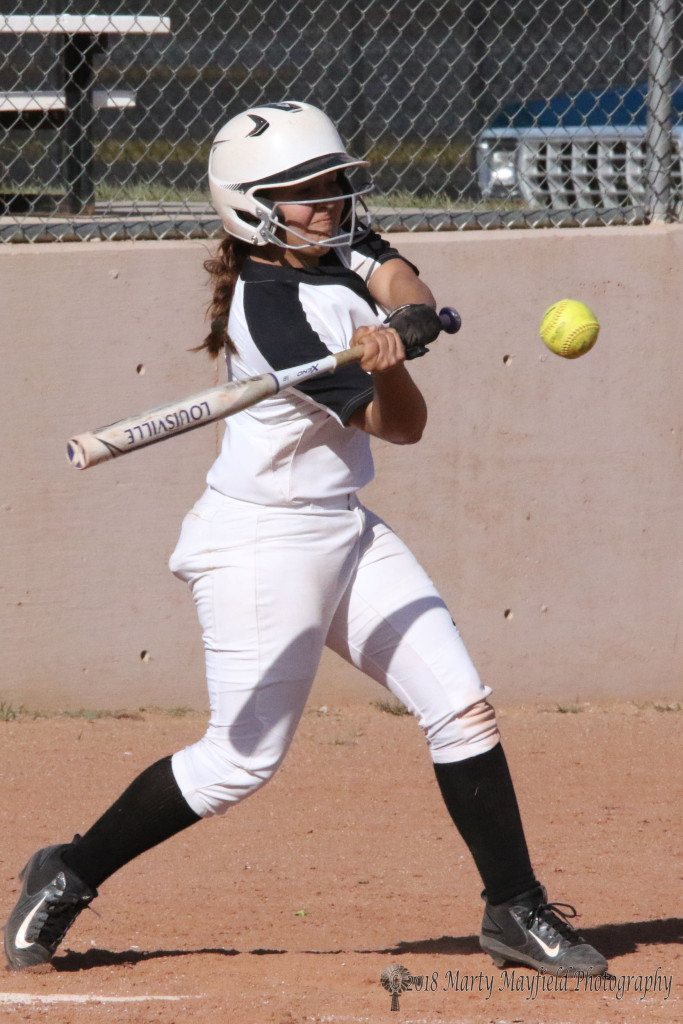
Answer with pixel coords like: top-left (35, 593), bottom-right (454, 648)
top-left (539, 299), bottom-right (600, 359)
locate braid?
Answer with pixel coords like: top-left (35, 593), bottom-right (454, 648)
top-left (197, 237), bottom-right (251, 357)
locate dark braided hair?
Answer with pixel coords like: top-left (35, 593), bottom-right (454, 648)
top-left (197, 236), bottom-right (252, 357)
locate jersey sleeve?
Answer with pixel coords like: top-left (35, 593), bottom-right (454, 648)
top-left (242, 273), bottom-right (374, 425)
top-left (347, 227), bottom-right (420, 284)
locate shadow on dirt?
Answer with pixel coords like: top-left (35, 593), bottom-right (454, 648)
top-left (380, 917), bottom-right (683, 959)
top-left (53, 917), bottom-right (682, 972)
top-left (54, 947), bottom-right (242, 970)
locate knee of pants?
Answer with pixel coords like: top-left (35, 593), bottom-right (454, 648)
top-left (428, 699), bottom-right (500, 764)
top-left (171, 728), bottom-right (286, 818)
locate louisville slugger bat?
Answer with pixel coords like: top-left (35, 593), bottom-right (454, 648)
top-left (67, 306), bottom-right (462, 470)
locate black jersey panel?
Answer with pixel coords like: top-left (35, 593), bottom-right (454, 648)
top-left (241, 264), bottom-right (375, 424)
top-left (243, 257), bottom-right (380, 309)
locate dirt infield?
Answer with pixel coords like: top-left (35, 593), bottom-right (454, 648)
top-left (1, 701), bottom-right (681, 1024)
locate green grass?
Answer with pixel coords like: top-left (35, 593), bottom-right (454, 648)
top-left (1, 126), bottom-right (535, 217)
top-left (95, 182), bottom-right (211, 204)
top-left (0, 700), bottom-right (23, 721)
top-left (95, 138), bottom-right (210, 166)
top-left (0, 703), bottom-right (203, 721)
top-left (365, 139), bottom-right (471, 163)
top-left (371, 698), bottom-right (410, 716)
top-left (371, 190), bottom-right (529, 212)
top-left (57, 708), bottom-right (145, 720)
top-left (91, 134), bottom-right (473, 169)
top-left (633, 701), bottom-right (682, 713)
top-left (138, 705), bottom-right (198, 717)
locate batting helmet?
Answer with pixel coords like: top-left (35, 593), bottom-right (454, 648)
top-left (208, 100), bottom-right (372, 247)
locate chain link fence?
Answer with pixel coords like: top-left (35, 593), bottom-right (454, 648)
top-left (0, 0), bottom-right (681, 242)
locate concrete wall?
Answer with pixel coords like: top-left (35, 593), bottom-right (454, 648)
top-left (2, 226), bottom-right (682, 710)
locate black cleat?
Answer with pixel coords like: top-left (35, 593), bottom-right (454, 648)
top-left (480, 885), bottom-right (608, 976)
top-left (4, 841), bottom-right (97, 970)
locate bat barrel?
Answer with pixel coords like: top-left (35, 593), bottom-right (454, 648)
top-left (65, 358), bottom-right (331, 470)
top-left (65, 379), bottom-right (272, 470)
top-left (65, 317), bottom-right (462, 471)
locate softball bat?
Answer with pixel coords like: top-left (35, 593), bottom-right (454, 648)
top-left (67, 307), bottom-right (461, 470)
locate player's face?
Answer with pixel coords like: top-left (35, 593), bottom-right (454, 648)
top-left (266, 172), bottom-right (346, 263)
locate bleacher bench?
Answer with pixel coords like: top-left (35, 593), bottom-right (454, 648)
top-left (0, 90), bottom-right (136, 130)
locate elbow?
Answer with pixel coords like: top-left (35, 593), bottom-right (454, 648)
top-left (390, 406), bottom-right (428, 445)
top-left (386, 423), bottom-right (425, 446)
top-left (403, 427), bottom-right (425, 445)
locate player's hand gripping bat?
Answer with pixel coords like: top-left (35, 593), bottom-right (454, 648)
top-left (66, 306), bottom-right (462, 470)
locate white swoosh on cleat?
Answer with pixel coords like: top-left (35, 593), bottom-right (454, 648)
top-left (528, 932), bottom-right (561, 958)
top-left (14, 895), bottom-right (50, 950)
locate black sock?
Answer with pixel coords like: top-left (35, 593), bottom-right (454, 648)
top-left (61, 755), bottom-right (201, 889)
top-left (434, 743), bottom-right (539, 905)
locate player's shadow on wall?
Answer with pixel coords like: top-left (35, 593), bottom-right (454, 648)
top-left (54, 917), bottom-right (682, 971)
top-left (382, 917), bottom-right (683, 960)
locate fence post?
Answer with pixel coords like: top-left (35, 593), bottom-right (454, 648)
top-left (645, 0), bottom-right (674, 222)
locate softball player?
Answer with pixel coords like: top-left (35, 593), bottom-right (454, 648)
top-left (5, 101), bottom-right (607, 977)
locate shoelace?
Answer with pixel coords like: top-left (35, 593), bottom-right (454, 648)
top-left (527, 900), bottom-right (579, 940)
top-left (34, 887), bottom-right (95, 948)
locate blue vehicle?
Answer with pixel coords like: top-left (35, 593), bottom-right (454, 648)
top-left (477, 82), bottom-right (683, 209)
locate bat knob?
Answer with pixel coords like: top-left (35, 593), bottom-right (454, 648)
top-left (438, 306), bottom-right (462, 334)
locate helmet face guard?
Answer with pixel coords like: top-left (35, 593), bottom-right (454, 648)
top-left (208, 101), bottom-right (373, 248)
top-left (252, 177), bottom-right (374, 251)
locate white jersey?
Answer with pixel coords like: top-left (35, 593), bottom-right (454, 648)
top-left (206, 231), bottom-right (415, 505)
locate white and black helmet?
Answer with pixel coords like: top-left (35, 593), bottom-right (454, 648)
top-left (208, 100), bottom-right (372, 248)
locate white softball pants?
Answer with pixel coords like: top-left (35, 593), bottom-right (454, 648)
top-left (169, 487), bottom-right (499, 817)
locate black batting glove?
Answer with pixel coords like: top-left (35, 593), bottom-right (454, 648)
top-left (384, 303), bottom-right (442, 359)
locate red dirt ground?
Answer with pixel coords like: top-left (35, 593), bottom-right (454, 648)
top-left (1, 701), bottom-right (681, 1024)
